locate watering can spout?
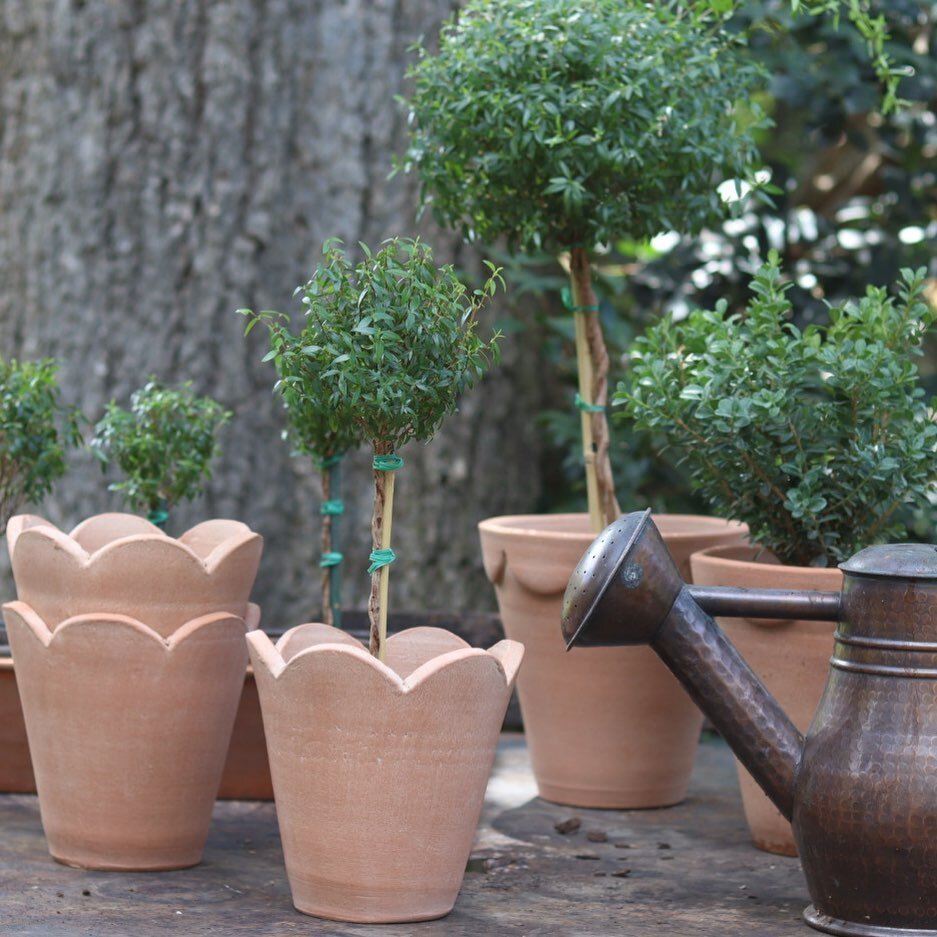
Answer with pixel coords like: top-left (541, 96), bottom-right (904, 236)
top-left (560, 511), bottom-right (840, 822)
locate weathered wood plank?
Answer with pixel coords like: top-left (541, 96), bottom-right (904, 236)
top-left (0, 734), bottom-right (809, 935)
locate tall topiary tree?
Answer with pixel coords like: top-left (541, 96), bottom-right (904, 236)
top-left (400, 0), bottom-right (769, 531)
top-left (90, 379), bottom-right (230, 530)
top-left (268, 237), bottom-right (502, 660)
top-left (0, 357), bottom-right (80, 536)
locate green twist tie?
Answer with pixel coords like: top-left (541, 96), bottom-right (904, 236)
top-left (320, 500), bottom-right (345, 516)
top-left (368, 548), bottom-right (397, 574)
top-left (373, 454), bottom-right (405, 471)
top-left (147, 509), bottom-right (169, 527)
top-left (320, 551), bottom-right (344, 568)
top-left (561, 287), bottom-right (599, 313)
top-left (319, 453), bottom-right (344, 469)
top-left (575, 393), bottom-right (606, 413)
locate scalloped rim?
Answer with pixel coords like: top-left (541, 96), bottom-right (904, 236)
top-left (2, 600), bottom-right (261, 649)
top-left (247, 624), bottom-right (523, 692)
top-left (6, 513), bottom-right (260, 574)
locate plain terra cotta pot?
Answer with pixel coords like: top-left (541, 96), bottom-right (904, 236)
top-left (3, 512), bottom-right (264, 869)
top-left (248, 624), bottom-right (524, 923)
top-left (478, 513), bottom-right (747, 809)
top-left (690, 543), bottom-right (842, 856)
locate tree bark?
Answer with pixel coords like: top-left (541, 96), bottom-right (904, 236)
top-left (569, 247), bottom-right (621, 530)
top-left (0, 0), bottom-right (551, 627)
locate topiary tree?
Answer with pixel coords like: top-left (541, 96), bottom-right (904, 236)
top-left (89, 379), bottom-right (230, 529)
top-left (0, 357), bottom-right (80, 536)
top-left (399, 0), bottom-right (769, 531)
top-left (239, 265), bottom-right (364, 628)
top-left (275, 237), bottom-right (502, 660)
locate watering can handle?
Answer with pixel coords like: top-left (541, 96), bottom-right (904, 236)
top-left (689, 586), bottom-right (841, 622)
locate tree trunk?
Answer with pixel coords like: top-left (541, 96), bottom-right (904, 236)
top-left (0, 0), bottom-right (551, 628)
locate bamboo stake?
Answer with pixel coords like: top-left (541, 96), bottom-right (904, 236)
top-left (569, 245), bottom-right (621, 531)
top-left (368, 450), bottom-right (396, 662)
top-left (571, 298), bottom-right (603, 533)
top-left (320, 461), bottom-right (344, 629)
top-left (320, 465), bottom-right (333, 626)
top-left (376, 469), bottom-right (395, 662)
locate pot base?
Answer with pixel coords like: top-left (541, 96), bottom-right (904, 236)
top-left (805, 905), bottom-right (937, 936)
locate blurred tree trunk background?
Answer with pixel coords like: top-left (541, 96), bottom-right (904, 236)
top-left (0, 0), bottom-right (550, 627)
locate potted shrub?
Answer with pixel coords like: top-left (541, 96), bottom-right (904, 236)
top-left (3, 378), bottom-right (264, 869)
top-left (616, 255), bottom-right (937, 853)
top-left (241, 237), bottom-right (523, 923)
top-left (0, 356), bottom-right (79, 794)
top-left (399, 0), bottom-right (760, 807)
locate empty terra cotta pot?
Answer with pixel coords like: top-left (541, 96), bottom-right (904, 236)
top-left (478, 513), bottom-right (747, 808)
top-left (248, 624), bottom-right (523, 923)
top-left (6, 513), bottom-right (263, 635)
top-left (3, 512), bottom-right (264, 870)
top-left (4, 602), bottom-right (259, 870)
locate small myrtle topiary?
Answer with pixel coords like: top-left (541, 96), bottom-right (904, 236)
top-left (239, 273), bottom-right (365, 628)
top-left (90, 379), bottom-right (230, 528)
top-left (399, 0), bottom-right (769, 531)
top-left (0, 357), bottom-right (81, 536)
top-left (269, 237), bottom-right (502, 659)
top-left (615, 256), bottom-right (937, 567)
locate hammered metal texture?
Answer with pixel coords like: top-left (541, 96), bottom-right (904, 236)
top-left (655, 589), bottom-right (803, 821)
top-left (795, 575), bottom-right (937, 931)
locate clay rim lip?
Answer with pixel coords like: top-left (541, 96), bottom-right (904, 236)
top-left (6, 513), bottom-right (260, 572)
top-left (479, 512), bottom-right (747, 545)
top-left (2, 600), bottom-right (262, 649)
top-left (247, 624), bottom-right (523, 692)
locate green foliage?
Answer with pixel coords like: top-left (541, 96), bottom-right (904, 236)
top-left (0, 358), bottom-right (80, 535)
top-left (258, 238), bottom-right (503, 453)
top-left (616, 255), bottom-right (937, 567)
top-left (239, 306), bottom-right (363, 465)
top-left (90, 379), bottom-right (230, 516)
top-left (399, 0), bottom-right (769, 254)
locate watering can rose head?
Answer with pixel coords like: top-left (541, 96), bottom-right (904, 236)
top-left (6, 513), bottom-right (263, 637)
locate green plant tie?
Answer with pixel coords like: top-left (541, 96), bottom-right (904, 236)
top-left (320, 551), bottom-right (344, 568)
top-left (320, 500), bottom-right (345, 515)
top-left (373, 454), bottom-right (405, 471)
top-left (561, 286), bottom-right (599, 313)
top-left (368, 548), bottom-right (397, 574)
top-left (575, 393), bottom-right (606, 413)
top-left (147, 508), bottom-right (169, 527)
top-left (319, 453), bottom-right (344, 469)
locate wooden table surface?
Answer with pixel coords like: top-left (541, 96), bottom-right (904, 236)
top-left (0, 733), bottom-right (810, 936)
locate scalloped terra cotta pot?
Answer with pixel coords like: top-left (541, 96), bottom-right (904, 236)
top-left (3, 513), bottom-right (263, 870)
top-left (690, 543), bottom-right (841, 857)
top-left (248, 623), bottom-right (523, 923)
top-left (478, 513), bottom-right (747, 809)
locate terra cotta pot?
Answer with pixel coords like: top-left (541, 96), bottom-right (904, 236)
top-left (3, 601), bottom-right (260, 870)
top-left (478, 513), bottom-right (747, 809)
top-left (248, 623), bottom-right (523, 923)
top-left (6, 513), bottom-right (263, 635)
top-left (690, 542), bottom-right (841, 856)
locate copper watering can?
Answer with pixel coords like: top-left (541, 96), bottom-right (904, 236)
top-left (562, 509), bottom-right (937, 937)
